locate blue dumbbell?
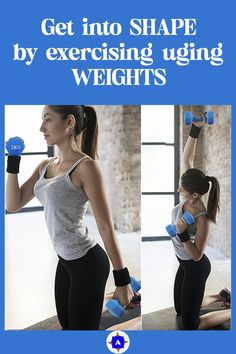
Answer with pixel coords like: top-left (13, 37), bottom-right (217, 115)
top-left (6, 137), bottom-right (25, 156)
top-left (184, 111), bottom-right (214, 125)
top-left (166, 211), bottom-right (195, 237)
top-left (105, 277), bottom-right (141, 317)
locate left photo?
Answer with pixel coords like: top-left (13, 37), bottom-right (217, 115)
top-left (5, 105), bottom-right (141, 330)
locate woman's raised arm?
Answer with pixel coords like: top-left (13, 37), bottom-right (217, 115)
top-left (181, 114), bottom-right (205, 174)
top-left (181, 136), bottom-right (198, 174)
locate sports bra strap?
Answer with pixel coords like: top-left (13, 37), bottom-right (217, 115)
top-left (40, 156), bottom-right (57, 176)
top-left (194, 211), bottom-right (208, 219)
top-left (66, 156), bottom-right (88, 175)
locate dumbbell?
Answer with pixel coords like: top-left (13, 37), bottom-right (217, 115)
top-left (6, 137), bottom-right (25, 156)
top-left (6, 137), bottom-right (25, 174)
top-left (184, 111), bottom-right (214, 125)
top-left (105, 277), bottom-right (141, 317)
top-left (166, 211), bottom-right (195, 237)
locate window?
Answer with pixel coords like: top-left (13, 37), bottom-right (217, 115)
top-left (5, 105), bottom-right (54, 212)
top-left (141, 105), bottom-right (179, 240)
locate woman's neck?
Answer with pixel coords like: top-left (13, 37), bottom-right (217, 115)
top-left (56, 141), bottom-right (81, 164)
top-left (186, 197), bottom-right (202, 207)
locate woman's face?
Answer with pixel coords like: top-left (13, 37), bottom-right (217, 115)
top-left (177, 181), bottom-right (193, 200)
top-left (40, 106), bottom-right (71, 146)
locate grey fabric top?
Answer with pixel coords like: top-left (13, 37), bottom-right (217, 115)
top-left (34, 156), bottom-right (97, 260)
top-left (171, 199), bottom-right (208, 260)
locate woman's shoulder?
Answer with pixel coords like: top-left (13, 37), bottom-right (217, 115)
top-left (73, 155), bottom-right (101, 178)
top-left (78, 153), bottom-right (93, 161)
top-left (186, 199), bottom-right (207, 218)
top-left (37, 157), bottom-right (52, 172)
top-left (70, 156), bottom-right (103, 189)
top-left (30, 158), bottom-right (53, 178)
top-left (77, 154), bottom-right (98, 166)
top-left (194, 199), bottom-right (207, 213)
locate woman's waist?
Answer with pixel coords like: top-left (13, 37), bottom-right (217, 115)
top-left (48, 222), bottom-right (89, 235)
top-left (44, 207), bottom-right (87, 224)
top-left (176, 253), bottom-right (211, 269)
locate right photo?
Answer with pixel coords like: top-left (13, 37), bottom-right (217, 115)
top-left (141, 105), bottom-right (231, 330)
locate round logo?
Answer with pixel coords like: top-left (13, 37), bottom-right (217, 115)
top-left (106, 330), bottom-right (130, 353)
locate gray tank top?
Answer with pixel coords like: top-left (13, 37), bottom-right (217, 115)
top-left (34, 156), bottom-right (97, 260)
top-left (171, 199), bottom-right (208, 260)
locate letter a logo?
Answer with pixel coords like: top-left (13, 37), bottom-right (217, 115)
top-left (106, 331), bottom-right (130, 353)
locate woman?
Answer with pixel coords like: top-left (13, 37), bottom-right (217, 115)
top-left (172, 115), bottom-right (231, 330)
top-left (6, 105), bottom-right (133, 330)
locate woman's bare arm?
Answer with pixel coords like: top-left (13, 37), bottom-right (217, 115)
top-left (181, 116), bottom-right (205, 174)
top-left (181, 215), bottom-right (210, 261)
top-left (75, 159), bottom-right (133, 307)
top-left (181, 136), bottom-right (197, 174)
top-left (6, 159), bottom-right (49, 212)
top-left (78, 159), bottom-right (125, 270)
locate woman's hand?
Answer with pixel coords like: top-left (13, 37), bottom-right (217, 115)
top-left (192, 112), bottom-right (206, 127)
top-left (176, 217), bottom-right (188, 234)
top-left (113, 284), bottom-right (134, 309)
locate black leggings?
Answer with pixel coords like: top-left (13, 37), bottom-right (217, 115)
top-left (174, 254), bottom-right (211, 330)
top-left (54, 243), bottom-right (110, 330)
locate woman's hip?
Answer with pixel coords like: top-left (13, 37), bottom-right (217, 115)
top-left (58, 243), bottom-right (110, 279)
top-left (177, 254), bottom-right (211, 277)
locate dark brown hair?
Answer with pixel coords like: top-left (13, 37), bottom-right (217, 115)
top-left (47, 105), bottom-right (98, 159)
top-left (181, 168), bottom-right (220, 223)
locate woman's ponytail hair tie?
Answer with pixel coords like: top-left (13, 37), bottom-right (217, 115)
top-left (206, 176), bottom-right (212, 182)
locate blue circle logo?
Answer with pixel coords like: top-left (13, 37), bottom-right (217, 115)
top-left (106, 331), bottom-right (130, 353)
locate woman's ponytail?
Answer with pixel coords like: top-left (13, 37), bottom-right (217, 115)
top-left (81, 106), bottom-right (98, 160)
top-left (206, 176), bottom-right (220, 223)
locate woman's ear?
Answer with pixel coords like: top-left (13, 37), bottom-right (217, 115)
top-left (67, 114), bottom-right (76, 128)
top-left (193, 192), bottom-right (199, 199)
